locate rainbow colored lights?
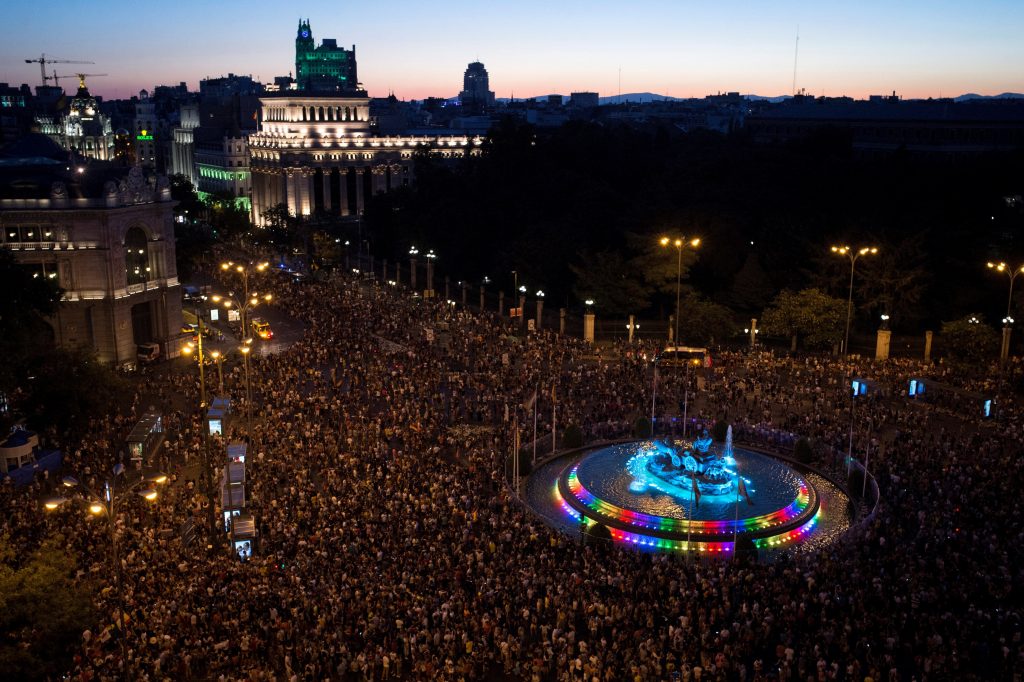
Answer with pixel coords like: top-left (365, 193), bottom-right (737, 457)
top-left (554, 458), bottom-right (821, 554)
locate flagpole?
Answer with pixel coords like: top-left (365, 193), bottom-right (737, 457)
top-left (732, 469), bottom-right (741, 555)
top-left (650, 363), bottom-right (658, 437)
top-left (532, 387), bottom-right (538, 466)
top-left (551, 385), bottom-right (557, 455)
top-left (688, 477), bottom-right (695, 553)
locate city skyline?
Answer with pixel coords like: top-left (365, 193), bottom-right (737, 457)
top-left (1, 0), bottom-right (1023, 101)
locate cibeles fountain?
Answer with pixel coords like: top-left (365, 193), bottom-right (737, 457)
top-left (525, 425), bottom-right (851, 554)
top-left (627, 428), bottom-right (735, 497)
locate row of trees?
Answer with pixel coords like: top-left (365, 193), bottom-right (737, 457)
top-left (361, 118), bottom-right (1023, 337)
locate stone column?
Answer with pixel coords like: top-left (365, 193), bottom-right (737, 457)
top-left (354, 170), bottom-right (365, 214)
top-left (480, 286), bottom-right (485, 311)
top-left (1001, 326), bottom-right (1012, 364)
top-left (668, 315), bottom-right (675, 343)
top-left (536, 299), bottom-right (544, 330)
top-left (628, 315), bottom-right (636, 343)
top-left (498, 291), bottom-right (505, 317)
top-left (924, 330), bottom-right (933, 362)
top-left (322, 170), bottom-right (332, 212)
top-left (519, 295), bottom-right (526, 330)
top-left (444, 276), bottom-right (450, 301)
top-left (560, 308), bottom-right (566, 335)
top-left (285, 172), bottom-right (297, 217)
top-left (749, 318), bottom-right (758, 348)
top-left (461, 284), bottom-right (468, 307)
top-left (339, 168), bottom-right (350, 216)
top-left (875, 328), bottom-right (891, 361)
top-left (410, 257), bottom-right (417, 290)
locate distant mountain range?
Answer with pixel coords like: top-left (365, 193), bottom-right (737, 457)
top-left (954, 92), bottom-right (1024, 102)
top-left (488, 91), bottom-right (1024, 106)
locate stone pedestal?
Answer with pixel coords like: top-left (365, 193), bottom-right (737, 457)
top-left (875, 329), bottom-right (891, 361)
top-left (584, 313), bottom-right (595, 344)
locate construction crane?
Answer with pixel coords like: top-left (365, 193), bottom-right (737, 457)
top-left (49, 71), bottom-right (108, 89)
top-left (24, 54), bottom-right (93, 86)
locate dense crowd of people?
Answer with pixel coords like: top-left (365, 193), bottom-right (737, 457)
top-left (3, 260), bottom-right (1022, 681)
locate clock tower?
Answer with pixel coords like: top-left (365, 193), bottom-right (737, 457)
top-left (295, 19), bottom-right (314, 81)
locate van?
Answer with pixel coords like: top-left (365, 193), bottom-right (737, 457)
top-left (137, 342), bottom-right (160, 365)
top-left (251, 318), bottom-right (273, 340)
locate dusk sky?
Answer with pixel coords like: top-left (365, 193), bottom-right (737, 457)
top-left (2, 0), bottom-right (1022, 101)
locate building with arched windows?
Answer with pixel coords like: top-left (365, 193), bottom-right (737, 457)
top-left (0, 134), bottom-right (182, 366)
top-left (248, 20), bottom-right (485, 224)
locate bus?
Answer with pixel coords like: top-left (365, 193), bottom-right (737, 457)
top-left (655, 346), bottom-right (710, 368)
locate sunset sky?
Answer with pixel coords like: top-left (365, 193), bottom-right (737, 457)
top-left (2, 0), bottom-right (1022, 101)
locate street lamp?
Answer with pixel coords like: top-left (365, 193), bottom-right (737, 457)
top-left (425, 249), bottom-right (437, 297)
top-left (211, 291), bottom-right (272, 344)
top-left (218, 261), bottom-right (270, 342)
top-left (239, 342), bottom-right (253, 439)
top-left (987, 261), bottom-right (1024, 364)
top-left (831, 245), bottom-right (878, 357)
top-left (45, 466), bottom-right (166, 675)
top-left (660, 236), bottom-right (700, 347)
top-left (210, 350), bottom-right (224, 393)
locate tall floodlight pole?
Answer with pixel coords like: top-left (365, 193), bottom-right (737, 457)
top-left (831, 245), bottom-right (878, 357)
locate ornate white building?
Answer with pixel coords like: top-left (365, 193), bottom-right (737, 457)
top-left (249, 94), bottom-right (483, 224)
top-left (0, 135), bottom-right (182, 365)
top-left (37, 76), bottom-right (115, 161)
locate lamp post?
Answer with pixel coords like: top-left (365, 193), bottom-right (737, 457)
top-left (425, 249), bottom-right (437, 298)
top-left (45, 466), bottom-right (166, 676)
top-left (659, 236), bottom-right (701, 347)
top-left (831, 245), bottom-right (878, 357)
top-left (536, 289), bottom-right (545, 330)
top-left (218, 261), bottom-right (269, 342)
top-left (240, 343), bottom-right (253, 439)
top-left (181, 334), bottom-right (218, 543)
top-left (409, 246), bottom-right (419, 291)
top-left (986, 261), bottom-right (1024, 365)
top-left (210, 350), bottom-right (224, 393)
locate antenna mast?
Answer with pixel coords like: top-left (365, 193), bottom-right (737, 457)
top-left (792, 27), bottom-right (800, 97)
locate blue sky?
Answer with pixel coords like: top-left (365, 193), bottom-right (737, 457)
top-left (1, 0), bottom-right (1022, 100)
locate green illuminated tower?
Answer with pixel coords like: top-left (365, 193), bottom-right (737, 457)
top-left (294, 19), bottom-right (360, 93)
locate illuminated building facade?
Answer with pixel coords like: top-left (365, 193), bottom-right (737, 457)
top-left (0, 134), bottom-right (182, 365)
top-left (295, 20), bottom-right (359, 93)
top-left (36, 76), bottom-right (116, 161)
top-left (249, 95), bottom-right (483, 223)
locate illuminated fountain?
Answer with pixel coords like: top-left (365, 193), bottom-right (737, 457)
top-left (549, 428), bottom-right (825, 553)
top-left (627, 430), bottom-right (734, 497)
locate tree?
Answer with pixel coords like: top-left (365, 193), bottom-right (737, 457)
top-left (0, 534), bottom-right (95, 680)
top-left (19, 346), bottom-right (128, 438)
top-left (761, 288), bottom-right (846, 351)
top-left (939, 315), bottom-right (999, 367)
top-left (677, 294), bottom-right (736, 346)
top-left (722, 251), bottom-right (775, 312)
top-left (570, 250), bottom-right (652, 316)
top-left (858, 233), bottom-right (930, 329)
top-left (0, 249), bottom-right (62, 429)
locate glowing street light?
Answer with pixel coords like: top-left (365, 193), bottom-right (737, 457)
top-left (831, 245), bottom-right (878, 356)
top-left (660, 235), bottom-right (701, 347)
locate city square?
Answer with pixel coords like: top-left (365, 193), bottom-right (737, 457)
top-left (2, 2), bottom-right (1024, 681)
